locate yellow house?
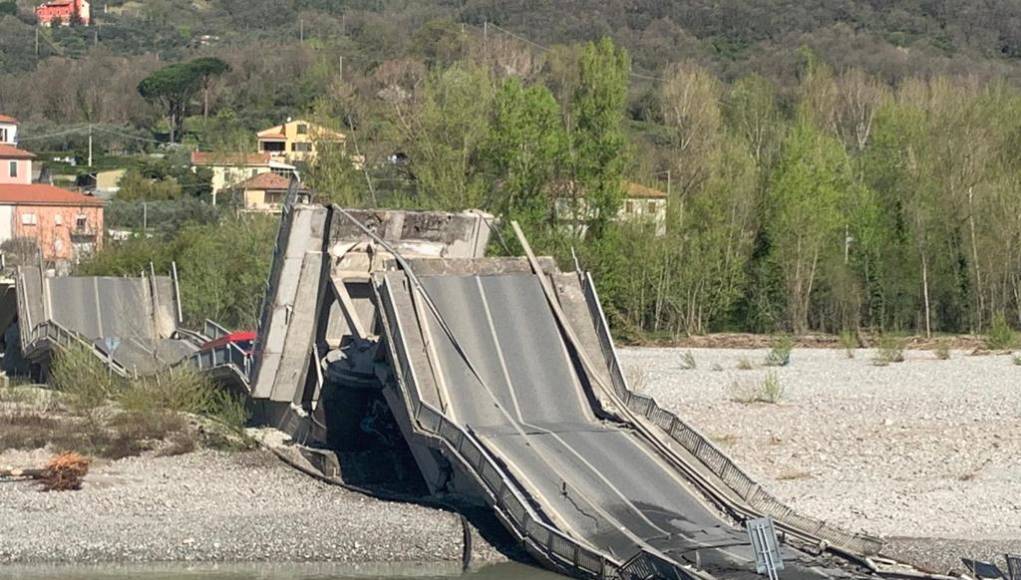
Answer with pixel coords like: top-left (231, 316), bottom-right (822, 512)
top-left (234, 172), bottom-right (309, 214)
top-left (190, 151), bottom-right (296, 199)
top-left (552, 180), bottom-right (669, 237)
top-left (256, 119), bottom-right (345, 164)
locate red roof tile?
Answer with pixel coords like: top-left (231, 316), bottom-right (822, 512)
top-left (0, 184), bottom-right (104, 206)
top-left (0, 115), bottom-right (17, 124)
top-left (237, 172), bottom-right (300, 191)
top-left (190, 151), bottom-right (271, 166)
top-left (0, 144), bottom-right (36, 160)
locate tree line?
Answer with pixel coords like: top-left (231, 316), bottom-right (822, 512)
top-left (303, 41), bottom-right (1021, 339)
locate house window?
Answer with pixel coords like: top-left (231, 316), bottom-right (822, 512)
top-left (260, 141), bottom-right (286, 152)
top-left (296, 124), bottom-right (308, 135)
top-left (9, 161), bottom-right (16, 178)
top-left (21, 213), bottom-right (37, 225)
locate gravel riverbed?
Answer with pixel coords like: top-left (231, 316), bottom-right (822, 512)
top-left (0, 449), bottom-right (503, 565)
top-left (619, 347), bottom-right (1021, 571)
top-left (1, 347), bottom-right (1017, 572)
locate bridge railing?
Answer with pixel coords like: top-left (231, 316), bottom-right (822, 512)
top-left (376, 274), bottom-right (710, 580)
top-left (188, 341), bottom-right (252, 379)
top-left (22, 319), bottom-right (131, 378)
top-left (414, 401), bottom-right (613, 579)
top-left (579, 272), bottom-right (884, 557)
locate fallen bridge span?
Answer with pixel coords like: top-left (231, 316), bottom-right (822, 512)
top-left (242, 200), bottom-right (954, 580)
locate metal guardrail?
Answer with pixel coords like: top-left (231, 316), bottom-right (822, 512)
top-left (375, 276), bottom-right (617, 579)
top-left (187, 342), bottom-right (252, 384)
top-left (22, 319), bottom-right (131, 378)
top-left (415, 402), bottom-right (613, 578)
top-left (202, 319), bottom-right (230, 340)
top-left (14, 269), bottom-right (131, 378)
top-left (579, 272), bottom-right (884, 557)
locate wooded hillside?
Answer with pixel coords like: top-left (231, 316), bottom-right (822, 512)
top-left (4, 0), bottom-right (1021, 338)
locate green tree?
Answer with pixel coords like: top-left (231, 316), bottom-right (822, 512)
top-left (137, 57), bottom-right (229, 142)
top-left (116, 169), bottom-right (182, 201)
top-left (399, 64), bottom-right (494, 210)
top-left (483, 78), bottom-right (566, 233)
top-left (569, 37), bottom-right (630, 238)
top-left (766, 118), bottom-right (856, 333)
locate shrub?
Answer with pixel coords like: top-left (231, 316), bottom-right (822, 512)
top-left (51, 344), bottom-right (123, 415)
top-left (759, 371), bottom-right (785, 403)
top-left (873, 335), bottom-right (906, 366)
top-left (765, 334), bottom-right (793, 367)
top-left (729, 371), bottom-right (785, 404)
top-left (934, 339), bottom-right (951, 360)
top-left (985, 312), bottom-right (1017, 351)
top-left (680, 351), bottom-right (697, 370)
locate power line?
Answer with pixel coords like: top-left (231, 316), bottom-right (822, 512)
top-left (91, 126), bottom-right (165, 144)
top-left (17, 126), bottom-right (92, 142)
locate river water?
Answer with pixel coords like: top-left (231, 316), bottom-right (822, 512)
top-left (0, 562), bottom-right (565, 580)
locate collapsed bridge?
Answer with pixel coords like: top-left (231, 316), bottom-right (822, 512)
top-left (238, 200), bottom-right (952, 580)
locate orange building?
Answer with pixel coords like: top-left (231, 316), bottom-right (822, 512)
top-left (0, 115), bottom-right (103, 264)
top-left (0, 184), bottom-right (104, 263)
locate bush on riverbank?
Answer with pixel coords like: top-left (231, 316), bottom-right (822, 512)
top-left (0, 345), bottom-right (253, 459)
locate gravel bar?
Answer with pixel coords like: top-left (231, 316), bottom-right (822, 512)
top-left (619, 347), bottom-right (1021, 571)
top-left (0, 449), bottom-right (501, 565)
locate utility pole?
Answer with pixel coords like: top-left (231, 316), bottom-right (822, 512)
top-left (87, 124), bottom-right (93, 168)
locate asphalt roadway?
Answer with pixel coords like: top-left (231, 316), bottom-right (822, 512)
top-left (415, 273), bottom-right (866, 580)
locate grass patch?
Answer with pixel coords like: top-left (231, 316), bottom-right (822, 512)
top-left (625, 365), bottom-right (649, 392)
top-left (764, 334), bottom-right (793, 367)
top-left (11, 344), bottom-right (255, 459)
top-left (730, 371), bottom-right (785, 404)
top-left (873, 335), bottom-right (906, 366)
top-left (0, 410), bottom-right (65, 450)
top-left (711, 433), bottom-right (738, 446)
top-left (680, 351), bottom-right (697, 370)
top-left (985, 312), bottom-right (1017, 351)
